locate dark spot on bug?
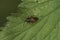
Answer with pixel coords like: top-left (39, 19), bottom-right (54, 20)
top-left (25, 16), bottom-right (38, 23)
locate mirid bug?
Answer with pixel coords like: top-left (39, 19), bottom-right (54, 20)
top-left (25, 16), bottom-right (38, 23)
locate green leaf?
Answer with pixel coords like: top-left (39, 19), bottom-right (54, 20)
top-left (0, 0), bottom-right (60, 40)
top-left (0, 0), bottom-right (22, 17)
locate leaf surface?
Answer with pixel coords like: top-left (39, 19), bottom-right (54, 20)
top-left (0, 0), bottom-right (60, 40)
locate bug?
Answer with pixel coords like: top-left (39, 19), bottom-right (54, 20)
top-left (25, 16), bottom-right (38, 23)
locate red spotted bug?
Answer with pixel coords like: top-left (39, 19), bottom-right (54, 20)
top-left (25, 16), bottom-right (38, 23)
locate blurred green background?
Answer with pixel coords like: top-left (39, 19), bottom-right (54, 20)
top-left (0, 0), bottom-right (22, 29)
